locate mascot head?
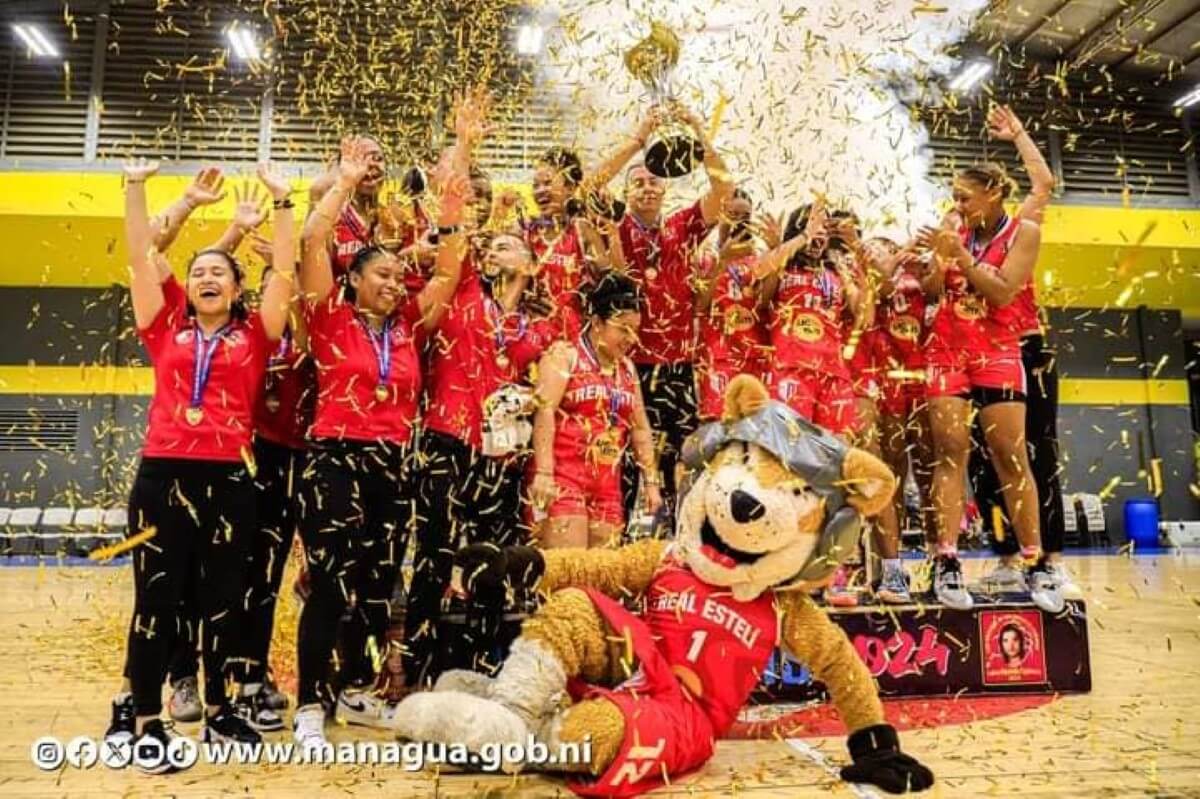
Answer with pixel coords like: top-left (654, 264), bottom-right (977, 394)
top-left (676, 375), bottom-right (895, 602)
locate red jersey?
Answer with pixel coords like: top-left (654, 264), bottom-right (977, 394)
top-left (770, 265), bottom-right (848, 373)
top-left (525, 219), bottom-right (586, 338)
top-left (554, 338), bottom-right (639, 471)
top-left (138, 276), bottom-right (272, 462)
top-left (619, 202), bottom-right (712, 365)
top-left (330, 204), bottom-right (373, 278)
top-left (306, 292), bottom-right (426, 444)
top-left (698, 253), bottom-right (769, 370)
top-left (929, 216), bottom-right (1023, 355)
top-left (874, 269), bottom-right (928, 372)
top-left (1010, 279), bottom-right (1041, 337)
top-left (424, 265), bottom-right (555, 451)
top-left (254, 331), bottom-right (316, 451)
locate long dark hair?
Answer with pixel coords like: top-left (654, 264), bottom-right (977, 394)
top-left (342, 244), bottom-right (391, 305)
top-left (999, 623), bottom-right (1028, 662)
top-left (185, 248), bottom-right (248, 321)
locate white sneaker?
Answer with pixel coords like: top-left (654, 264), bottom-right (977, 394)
top-left (336, 688), bottom-right (395, 728)
top-left (292, 704), bottom-right (328, 756)
top-left (981, 561), bottom-right (1027, 592)
top-left (1050, 562), bottom-right (1083, 600)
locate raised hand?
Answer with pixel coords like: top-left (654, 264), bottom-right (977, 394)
top-left (987, 104), bottom-right (1025, 142)
top-left (231, 182), bottom-right (268, 232)
top-left (337, 136), bottom-right (372, 187)
top-left (756, 212), bottom-right (783, 250)
top-left (257, 161), bottom-right (292, 202)
top-left (184, 166), bottom-right (226, 208)
top-left (247, 232), bottom-right (274, 263)
top-left (804, 196), bottom-right (830, 255)
top-left (452, 86), bottom-right (493, 146)
top-left (635, 106), bottom-right (666, 143)
top-left (669, 100), bottom-right (704, 135)
top-left (122, 158), bottom-right (160, 183)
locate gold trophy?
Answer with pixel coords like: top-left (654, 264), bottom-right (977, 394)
top-left (623, 21), bottom-right (704, 178)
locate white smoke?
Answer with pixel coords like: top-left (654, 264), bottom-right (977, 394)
top-left (538, 0), bottom-right (989, 238)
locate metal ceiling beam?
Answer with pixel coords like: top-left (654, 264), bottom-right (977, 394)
top-left (1111, 4), bottom-right (1200, 68)
top-left (1067, 0), bottom-right (1171, 69)
top-left (1010, 0), bottom-right (1077, 48)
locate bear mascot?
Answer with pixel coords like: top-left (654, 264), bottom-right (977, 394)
top-left (387, 375), bottom-right (934, 796)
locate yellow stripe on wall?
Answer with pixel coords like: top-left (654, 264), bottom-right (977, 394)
top-left (1058, 378), bottom-right (1190, 406)
top-left (0, 365), bottom-right (153, 395)
top-left (0, 367), bottom-right (1188, 408)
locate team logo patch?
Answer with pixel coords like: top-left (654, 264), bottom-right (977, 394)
top-left (786, 313), bottom-right (824, 343)
top-left (953, 296), bottom-right (987, 321)
top-left (888, 315), bottom-right (920, 342)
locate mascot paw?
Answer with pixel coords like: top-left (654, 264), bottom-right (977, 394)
top-left (392, 691), bottom-right (530, 765)
top-left (840, 724), bottom-right (934, 794)
top-left (434, 669), bottom-right (495, 698)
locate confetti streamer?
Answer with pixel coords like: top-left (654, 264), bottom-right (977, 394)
top-left (88, 526), bottom-right (157, 562)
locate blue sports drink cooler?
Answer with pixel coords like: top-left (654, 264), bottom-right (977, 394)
top-left (1123, 498), bottom-right (1160, 548)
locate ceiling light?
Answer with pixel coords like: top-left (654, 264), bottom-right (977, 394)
top-left (1173, 86), bottom-right (1200, 109)
top-left (12, 24), bottom-right (58, 58)
top-left (226, 25), bottom-right (261, 62)
top-left (948, 60), bottom-right (992, 93)
top-left (517, 24), bottom-right (544, 56)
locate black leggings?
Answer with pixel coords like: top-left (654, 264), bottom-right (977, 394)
top-left (244, 437), bottom-right (303, 685)
top-left (622, 362), bottom-right (698, 515)
top-left (124, 457), bottom-right (256, 716)
top-left (296, 438), bottom-right (412, 707)
top-left (970, 334), bottom-right (1065, 554)
top-left (403, 429), bottom-right (528, 687)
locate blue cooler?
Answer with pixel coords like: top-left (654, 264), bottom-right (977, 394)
top-left (1123, 498), bottom-right (1160, 548)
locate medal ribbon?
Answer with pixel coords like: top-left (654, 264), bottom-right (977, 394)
top-left (357, 315), bottom-right (392, 392)
top-left (485, 296), bottom-right (527, 359)
top-left (191, 323), bottom-right (232, 410)
top-left (967, 213), bottom-right (1010, 260)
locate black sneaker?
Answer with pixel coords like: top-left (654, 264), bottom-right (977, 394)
top-left (234, 691), bottom-right (285, 732)
top-left (105, 694), bottom-right (136, 745)
top-left (133, 719), bottom-right (186, 774)
top-left (202, 704), bottom-right (263, 744)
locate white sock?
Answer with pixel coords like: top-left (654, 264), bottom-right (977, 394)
top-left (114, 691), bottom-right (131, 704)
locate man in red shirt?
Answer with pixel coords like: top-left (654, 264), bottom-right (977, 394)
top-left (617, 104), bottom-right (734, 512)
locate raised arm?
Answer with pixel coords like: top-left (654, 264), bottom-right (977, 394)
top-left (210, 182), bottom-right (269, 255)
top-left (584, 108), bottom-right (664, 191)
top-left (752, 200), bottom-right (828, 281)
top-left (124, 159), bottom-right (166, 329)
top-left (150, 166), bottom-right (226, 252)
top-left (675, 103), bottom-right (735, 225)
top-left (988, 105), bottom-right (1055, 226)
top-left (300, 137), bottom-right (370, 303)
top-left (256, 163), bottom-right (296, 342)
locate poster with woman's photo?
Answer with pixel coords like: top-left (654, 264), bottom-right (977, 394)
top-left (980, 610), bottom-right (1048, 685)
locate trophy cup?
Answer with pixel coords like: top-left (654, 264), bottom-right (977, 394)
top-left (623, 21), bottom-right (705, 178)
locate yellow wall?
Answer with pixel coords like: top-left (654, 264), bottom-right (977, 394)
top-left (0, 171), bottom-right (1197, 318)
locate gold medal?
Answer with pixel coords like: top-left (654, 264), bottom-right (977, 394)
top-left (185, 407), bottom-right (204, 426)
top-left (645, 267), bottom-right (658, 281)
top-left (495, 352), bottom-right (511, 370)
top-left (374, 385), bottom-right (389, 402)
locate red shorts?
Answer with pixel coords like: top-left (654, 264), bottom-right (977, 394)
top-left (879, 377), bottom-right (927, 418)
top-left (549, 461), bottom-right (624, 526)
top-left (768, 367), bottom-right (859, 435)
top-left (926, 345), bottom-right (1025, 399)
top-left (567, 590), bottom-right (715, 798)
top-left (696, 359), bottom-right (765, 421)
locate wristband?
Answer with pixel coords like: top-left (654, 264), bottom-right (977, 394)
top-left (273, 198), bottom-right (295, 210)
top-left (437, 224), bottom-right (462, 237)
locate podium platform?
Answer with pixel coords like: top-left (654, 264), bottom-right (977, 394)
top-left (757, 593), bottom-right (1092, 701)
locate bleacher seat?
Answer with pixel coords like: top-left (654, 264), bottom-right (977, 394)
top-left (103, 508), bottom-right (129, 533)
top-left (7, 507), bottom-right (42, 556)
top-left (40, 507), bottom-right (75, 556)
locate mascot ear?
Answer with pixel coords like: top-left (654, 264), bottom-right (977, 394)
top-left (841, 448), bottom-right (897, 518)
top-left (723, 374), bottom-right (771, 422)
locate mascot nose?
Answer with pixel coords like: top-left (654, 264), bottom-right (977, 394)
top-left (729, 489), bottom-right (766, 523)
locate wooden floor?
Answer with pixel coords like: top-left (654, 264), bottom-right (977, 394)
top-left (2, 553), bottom-right (1199, 798)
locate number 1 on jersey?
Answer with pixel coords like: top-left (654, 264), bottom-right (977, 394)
top-left (686, 629), bottom-right (708, 663)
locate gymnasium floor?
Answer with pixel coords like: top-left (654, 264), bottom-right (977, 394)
top-left (1, 552), bottom-right (1198, 798)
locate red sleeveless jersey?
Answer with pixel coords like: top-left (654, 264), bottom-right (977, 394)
top-left (330, 204), bottom-right (373, 278)
top-left (874, 269), bottom-right (928, 372)
top-left (553, 338), bottom-right (638, 471)
top-left (1009, 280), bottom-right (1041, 337)
top-left (525, 220), bottom-right (586, 338)
top-left (770, 265), bottom-right (847, 372)
top-left (699, 253), bottom-right (769, 370)
top-left (929, 216), bottom-right (1022, 354)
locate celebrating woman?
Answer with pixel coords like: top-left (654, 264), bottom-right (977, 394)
top-left (291, 98), bottom-right (477, 749)
top-left (530, 272), bottom-right (662, 548)
top-left (108, 159), bottom-right (296, 770)
top-left (403, 228), bottom-right (556, 687)
top-left (918, 142), bottom-right (1062, 614)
